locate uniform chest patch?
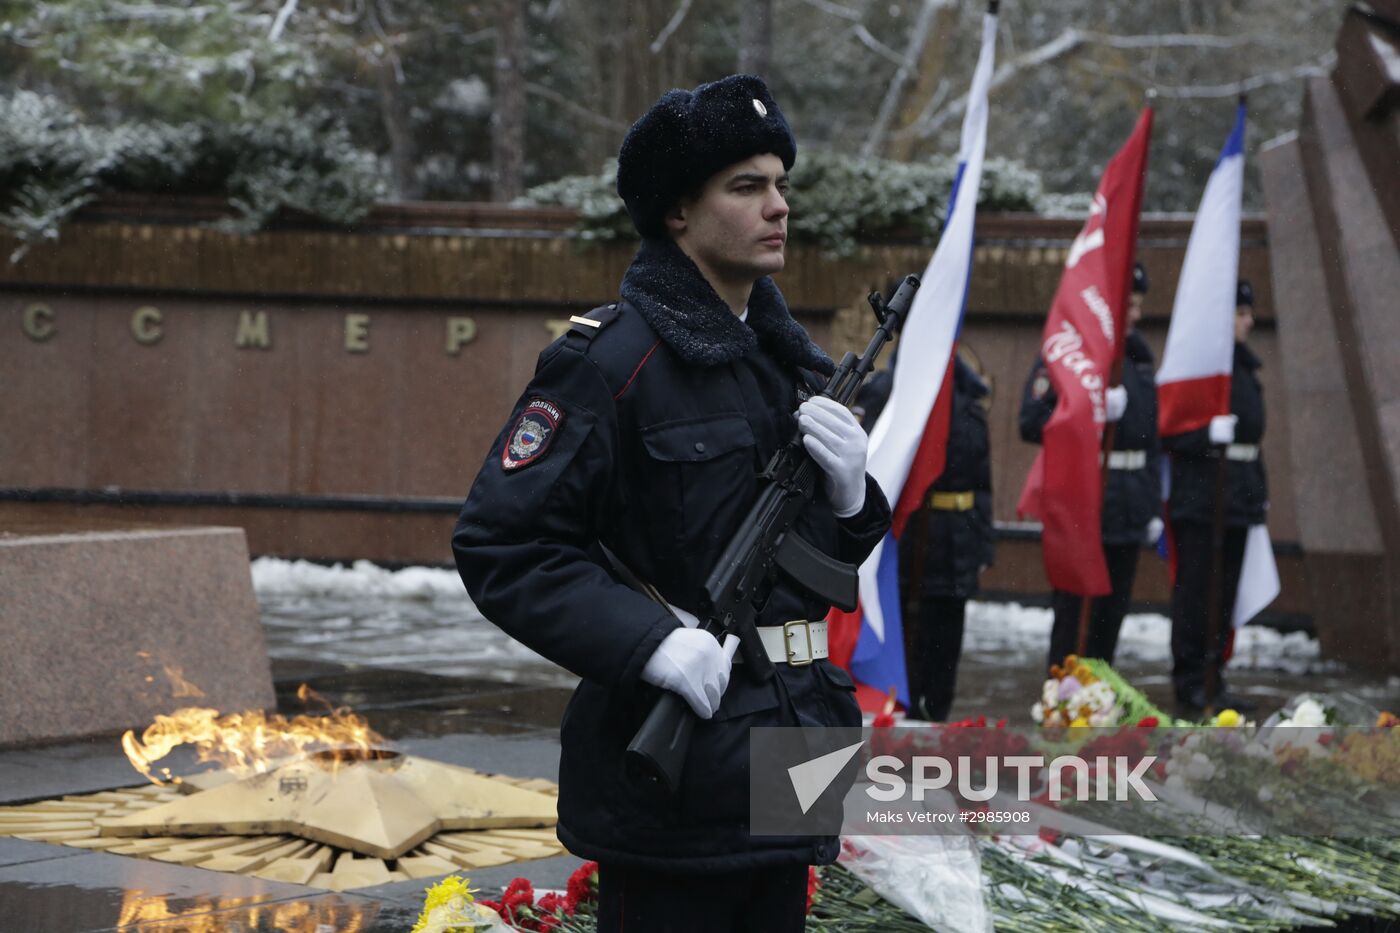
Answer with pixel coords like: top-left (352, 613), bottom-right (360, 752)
top-left (502, 398), bottom-right (564, 471)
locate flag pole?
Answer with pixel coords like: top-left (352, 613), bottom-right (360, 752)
top-left (1203, 439), bottom-right (1228, 715)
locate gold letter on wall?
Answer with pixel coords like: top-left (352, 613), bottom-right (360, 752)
top-left (446, 317), bottom-right (477, 355)
top-left (132, 306), bottom-right (163, 345)
top-left (22, 303), bottom-right (55, 341)
top-left (345, 313), bottom-right (370, 353)
top-left (236, 310), bottom-right (271, 349)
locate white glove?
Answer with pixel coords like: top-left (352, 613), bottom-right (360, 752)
top-left (1209, 414), bottom-right (1237, 446)
top-left (1105, 385), bottom-right (1128, 422)
top-left (641, 627), bottom-right (732, 719)
top-left (798, 396), bottom-right (868, 517)
top-left (1145, 517), bottom-right (1164, 545)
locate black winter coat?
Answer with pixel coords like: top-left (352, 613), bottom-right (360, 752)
top-left (1162, 341), bottom-right (1268, 527)
top-left (1018, 330), bottom-right (1162, 545)
top-left (453, 238), bottom-right (890, 874)
top-left (855, 358), bottom-right (994, 598)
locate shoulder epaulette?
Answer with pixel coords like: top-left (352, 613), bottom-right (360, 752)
top-left (567, 302), bottom-right (622, 341)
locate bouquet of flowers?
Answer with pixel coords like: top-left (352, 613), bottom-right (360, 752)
top-left (415, 863), bottom-right (599, 933)
top-left (1031, 656), bottom-right (1123, 727)
top-left (411, 876), bottom-right (510, 933)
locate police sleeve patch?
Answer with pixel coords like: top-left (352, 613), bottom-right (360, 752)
top-left (502, 398), bottom-right (565, 471)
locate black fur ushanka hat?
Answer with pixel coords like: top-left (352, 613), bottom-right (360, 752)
top-left (616, 74), bottom-right (797, 239)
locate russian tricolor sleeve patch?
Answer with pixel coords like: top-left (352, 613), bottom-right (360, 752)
top-left (502, 398), bottom-right (565, 471)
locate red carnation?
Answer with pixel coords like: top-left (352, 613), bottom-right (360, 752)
top-left (806, 866), bottom-right (821, 914)
top-left (532, 892), bottom-right (570, 928)
top-left (503, 876), bottom-right (535, 910)
top-left (1137, 716), bottom-right (1159, 728)
top-left (566, 860), bottom-right (599, 908)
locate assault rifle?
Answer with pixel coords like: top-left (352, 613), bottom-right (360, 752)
top-left (625, 274), bottom-right (921, 794)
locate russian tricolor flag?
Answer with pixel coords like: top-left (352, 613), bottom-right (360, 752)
top-left (1156, 102), bottom-right (1279, 628)
top-left (829, 9), bottom-right (998, 710)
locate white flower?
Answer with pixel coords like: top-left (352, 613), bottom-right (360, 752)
top-left (1041, 679), bottom-right (1060, 708)
top-left (1286, 699), bottom-right (1328, 727)
top-left (1031, 702), bottom-right (1045, 721)
top-left (1184, 752), bottom-right (1216, 782)
top-left (1183, 733), bottom-right (1202, 750)
top-left (1164, 773), bottom-right (1186, 793)
top-left (1087, 706), bottom-right (1119, 727)
top-left (1078, 682), bottom-right (1117, 711)
top-left (1258, 786), bottom-right (1275, 803)
top-left (1244, 741), bottom-right (1272, 760)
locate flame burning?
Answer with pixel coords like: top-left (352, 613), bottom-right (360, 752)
top-left (122, 684), bottom-right (385, 785)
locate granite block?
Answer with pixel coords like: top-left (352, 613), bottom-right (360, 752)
top-left (1259, 137), bottom-right (1383, 555)
top-left (0, 525), bottom-right (274, 746)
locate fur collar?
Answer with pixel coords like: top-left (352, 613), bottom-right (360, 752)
top-left (619, 238), bottom-right (834, 374)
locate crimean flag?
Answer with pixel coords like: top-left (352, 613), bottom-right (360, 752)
top-left (1157, 103), bottom-right (1246, 437)
top-left (1155, 102), bottom-right (1279, 627)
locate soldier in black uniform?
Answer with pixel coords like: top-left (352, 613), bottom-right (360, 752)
top-left (1020, 262), bottom-right (1161, 668)
top-left (453, 75), bottom-right (891, 932)
top-left (1163, 280), bottom-right (1266, 713)
top-left (854, 354), bottom-right (994, 721)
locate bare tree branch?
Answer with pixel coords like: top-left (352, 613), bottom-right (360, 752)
top-left (794, 0), bottom-right (863, 22)
top-left (268, 0), bottom-right (299, 41)
top-left (851, 25), bottom-right (908, 68)
top-left (860, 0), bottom-right (950, 158)
top-left (650, 0), bottom-right (694, 54)
top-left (1135, 52), bottom-right (1337, 98)
top-left (526, 81), bottom-right (631, 131)
top-left (893, 28), bottom-right (1281, 142)
top-left (1086, 31), bottom-right (1261, 50)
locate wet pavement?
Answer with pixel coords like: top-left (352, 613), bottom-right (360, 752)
top-left (260, 587), bottom-right (1399, 727)
top-left (1, 580), bottom-right (1395, 932)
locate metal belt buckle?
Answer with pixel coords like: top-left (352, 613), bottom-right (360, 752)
top-left (783, 619), bottom-right (814, 666)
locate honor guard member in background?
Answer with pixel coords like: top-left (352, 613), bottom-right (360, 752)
top-left (1162, 279), bottom-right (1265, 714)
top-left (855, 351), bottom-right (994, 721)
top-left (1020, 262), bottom-right (1162, 668)
top-left (453, 75), bottom-right (891, 933)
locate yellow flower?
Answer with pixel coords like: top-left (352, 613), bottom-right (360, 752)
top-left (1214, 709), bottom-right (1241, 727)
top-left (1070, 717), bottom-right (1089, 728)
top-left (412, 875), bottom-right (479, 933)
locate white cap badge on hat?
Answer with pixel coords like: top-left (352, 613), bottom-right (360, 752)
top-left (752, 98), bottom-right (767, 117)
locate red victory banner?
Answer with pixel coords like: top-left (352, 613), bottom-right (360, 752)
top-left (1017, 108), bottom-right (1153, 596)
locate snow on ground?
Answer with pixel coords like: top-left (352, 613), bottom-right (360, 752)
top-left (250, 558), bottom-right (1336, 677)
top-left (962, 599), bottom-right (1326, 671)
top-left (252, 556), bottom-right (472, 602)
